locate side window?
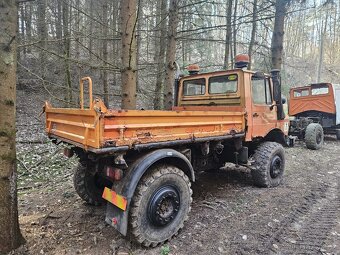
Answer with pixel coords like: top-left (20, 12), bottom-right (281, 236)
top-left (209, 74), bottom-right (238, 94)
top-left (252, 76), bottom-right (272, 105)
top-left (293, 89), bottom-right (309, 97)
top-left (183, 78), bottom-right (206, 96)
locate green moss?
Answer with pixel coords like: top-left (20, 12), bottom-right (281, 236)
top-left (1, 151), bottom-right (16, 163)
top-left (4, 99), bottom-right (14, 106)
top-left (0, 129), bottom-right (15, 138)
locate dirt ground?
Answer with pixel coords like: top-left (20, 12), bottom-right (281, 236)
top-left (10, 90), bottom-right (340, 255)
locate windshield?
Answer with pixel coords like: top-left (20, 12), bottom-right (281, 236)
top-left (311, 85), bottom-right (329, 95)
top-left (209, 74), bottom-right (238, 94)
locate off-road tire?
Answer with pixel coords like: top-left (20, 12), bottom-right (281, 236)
top-left (251, 142), bottom-right (285, 188)
top-left (305, 123), bottom-right (324, 150)
top-left (129, 165), bottom-right (192, 247)
top-left (73, 162), bottom-right (105, 206)
top-left (336, 130), bottom-right (340, 140)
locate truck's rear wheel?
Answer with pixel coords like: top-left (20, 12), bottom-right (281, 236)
top-left (251, 142), bottom-right (285, 188)
top-left (336, 130), bottom-right (340, 140)
top-left (73, 162), bottom-right (107, 206)
top-left (305, 123), bottom-right (324, 150)
top-left (129, 165), bottom-right (192, 247)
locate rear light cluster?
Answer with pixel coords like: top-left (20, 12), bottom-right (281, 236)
top-left (63, 148), bottom-right (74, 158)
top-left (105, 166), bottom-right (123, 181)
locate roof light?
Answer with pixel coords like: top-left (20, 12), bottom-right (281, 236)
top-left (234, 54), bottom-right (249, 69)
top-left (187, 64), bottom-right (200, 75)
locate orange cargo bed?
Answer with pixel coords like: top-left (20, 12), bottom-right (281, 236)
top-left (45, 77), bottom-right (245, 153)
top-left (45, 101), bottom-right (245, 153)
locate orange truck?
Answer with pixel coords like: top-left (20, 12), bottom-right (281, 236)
top-left (288, 83), bottom-right (340, 149)
top-left (45, 55), bottom-right (289, 247)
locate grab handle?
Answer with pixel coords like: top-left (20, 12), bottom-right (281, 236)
top-left (80, 77), bottom-right (93, 109)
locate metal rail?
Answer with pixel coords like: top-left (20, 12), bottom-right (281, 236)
top-left (80, 77), bottom-right (93, 110)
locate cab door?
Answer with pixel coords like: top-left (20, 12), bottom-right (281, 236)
top-left (251, 75), bottom-right (277, 138)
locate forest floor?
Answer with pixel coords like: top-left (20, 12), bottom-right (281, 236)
top-left (10, 90), bottom-right (340, 255)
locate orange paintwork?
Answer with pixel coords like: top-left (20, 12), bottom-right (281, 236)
top-left (45, 69), bottom-right (289, 151)
top-left (45, 101), bottom-right (245, 149)
top-left (289, 83), bottom-right (336, 116)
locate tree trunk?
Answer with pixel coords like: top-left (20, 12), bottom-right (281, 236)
top-left (62, 1), bottom-right (72, 103)
top-left (88, 0), bottom-right (94, 58)
top-left (271, 0), bottom-right (287, 70)
top-left (120, 0), bottom-right (137, 110)
top-left (37, 0), bottom-right (47, 77)
top-left (24, 3), bottom-right (32, 54)
top-left (248, 0), bottom-right (258, 70)
top-left (164, 0), bottom-right (179, 110)
top-left (0, 0), bottom-right (25, 253)
top-left (55, 0), bottom-right (63, 54)
top-left (317, 11), bottom-right (329, 82)
top-left (232, 0), bottom-right (238, 66)
top-left (223, 0), bottom-right (233, 69)
top-left (112, 0), bottom-right (119, 99)
top-left (19, 4), bottom-right (25, 58)
top-left (136, 0), bottom-right (143, 92)
top-left (153, 0), bottom-right (167, 110)
top-left (102, 0), bottom-right (109, 106)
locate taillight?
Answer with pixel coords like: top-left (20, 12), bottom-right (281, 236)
top-left (105, 166), bottom-right (123, 181)
top-left (63, 148), bottom-right (74, 158)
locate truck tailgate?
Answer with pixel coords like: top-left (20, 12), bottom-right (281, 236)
top-left (45, 106), bottom-right (101, 149)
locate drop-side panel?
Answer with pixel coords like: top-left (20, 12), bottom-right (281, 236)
top-left (102, 110), bottom-right (245, 147)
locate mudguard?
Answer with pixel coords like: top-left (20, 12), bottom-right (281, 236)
top-left (105, 149), bottom-right (195, 236)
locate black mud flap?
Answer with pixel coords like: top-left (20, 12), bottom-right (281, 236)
top-left (105, 200), bottom-right (131, 236)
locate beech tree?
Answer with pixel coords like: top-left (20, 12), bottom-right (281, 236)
top-left (0, 0), bottom-right (24, 253)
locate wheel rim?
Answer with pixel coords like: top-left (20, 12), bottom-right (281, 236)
top-left (316, 131), bottom-right (322, 144)
top-left (270, 155), bottom-right (283, 179)
top-left (148, 185), bottom-right (180, 226)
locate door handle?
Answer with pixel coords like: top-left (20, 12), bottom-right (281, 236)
top-left (253, 113), bottom-right (259, 117)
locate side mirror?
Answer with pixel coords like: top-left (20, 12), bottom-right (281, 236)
top-left (281, 96), bottom-right (287, 104)
top-left (252, 71), bottom-right (265, 80)
top-left (271, 69), bottom-right (285, 120)
top-left (271, 69), bottom-right (281, 102)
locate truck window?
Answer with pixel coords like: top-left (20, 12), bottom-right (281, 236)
top-left (293, 89), bottom-right (309, 97)
top-left (183, 78), bottom-right (206, 96)
top-left (208, 75), bottom-right (237, 94)
top-left (252, 77), bottom-right (272, 105)
top-left (311, 85), bottom-right (329, 95)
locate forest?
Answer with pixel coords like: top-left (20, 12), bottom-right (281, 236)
top-left (16, 0), bottom-right (340, 109)
top-left (1, 0), bottom-right (340, 254)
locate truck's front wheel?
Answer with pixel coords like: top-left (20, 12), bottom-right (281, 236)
top-left (251, 142), bottom-right (285, 188)
top-left (73, 162), bottom-right (107, 206)
top-left (129, 165), bottom-right (192, 247)
top-left (305, 123), bottom-right (324, 150)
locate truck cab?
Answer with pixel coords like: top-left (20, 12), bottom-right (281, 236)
top-left (175, 65), bottom-right (289, 143)
top-left (289, 83), bottom-right (340, 149)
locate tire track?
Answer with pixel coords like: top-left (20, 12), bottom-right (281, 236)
top-left (263, 182), bottom-right (339, 254)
